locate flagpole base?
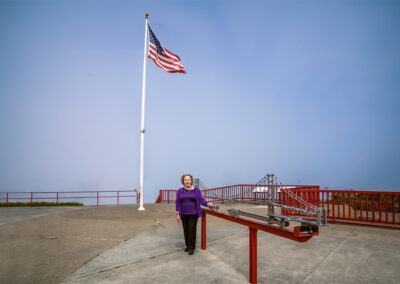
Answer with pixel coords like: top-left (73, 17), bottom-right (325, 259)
top-left (138, 206), bottom-right (145, 211)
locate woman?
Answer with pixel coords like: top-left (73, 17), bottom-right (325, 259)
top-left (175, 174), bottom-right (213, 255)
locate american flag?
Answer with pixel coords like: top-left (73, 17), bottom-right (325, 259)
top-left (147, 25), bottom-right (186, 74)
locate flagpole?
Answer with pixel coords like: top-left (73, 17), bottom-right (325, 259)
top-left (138, 13), bottom-right (149, 211)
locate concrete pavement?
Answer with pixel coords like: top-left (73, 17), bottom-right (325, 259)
top-left (0, 206), bottom-right (81, 225)
top-left (62, 224), bottom-right (400, 284)
top-left (1, 204), bottom-right (400, 283)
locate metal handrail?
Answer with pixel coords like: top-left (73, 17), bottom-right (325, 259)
top-left (0, 189), bottom-right (139, 207)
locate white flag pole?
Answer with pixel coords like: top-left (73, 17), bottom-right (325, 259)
top-left (138, 13), bottom-right (149, 211)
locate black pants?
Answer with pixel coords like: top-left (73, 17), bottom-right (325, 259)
top-left (181, 214), bottom-right (198, 250)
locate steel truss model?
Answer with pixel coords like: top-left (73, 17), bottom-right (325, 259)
top-left (201, 174), bottom-right (328, 233)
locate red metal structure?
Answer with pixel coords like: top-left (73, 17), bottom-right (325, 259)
top-left (201, 207), bottom-right (318, 284)
top-left (158, 184), bottom-right (399, 283)
top-left (0, 190), bottom-right (139, 207)
top-left (281, 188), bottom-right (400, 227)
top-left (156, 185), bottom-right (400, 228)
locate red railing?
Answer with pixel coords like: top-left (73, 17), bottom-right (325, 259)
top-left (282, 189), bottom-right (400, 227)
top-left (156, 185), bottom-right (400, 228)
top-left (0, 190), bottom-right (139, 207)
top-left (155, 184), bottom-right (319, 204)
top-left (155, 189), bottom-right (177, 204)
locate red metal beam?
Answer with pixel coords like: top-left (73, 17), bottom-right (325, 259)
top-left (249, 227), bottom-right (257, 283)
top-left (202, 208), bottom-right (317, 243)
top-left (201, 208), bottom-right (317, 284)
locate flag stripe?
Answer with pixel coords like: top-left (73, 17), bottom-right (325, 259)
top-left (148, 54), bottom-right (184, 73)
top-left (163, 48), bottom-right (181, 61)
top-left (148, 53), bottom-right (181, 72)
top-left (148, 44), bottom-right (185, 73)
top-left (148, 54), bottom-right (185, 73)
top-left (148, 45), bottom-right (183, 66)
top-left (148, 49), bottom-right (182, 70)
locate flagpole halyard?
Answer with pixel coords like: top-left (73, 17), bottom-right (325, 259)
top-left (138, 13), bottom-right (149, 211)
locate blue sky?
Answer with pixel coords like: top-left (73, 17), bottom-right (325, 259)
top-left (0, 0), bottom-right (399, 203)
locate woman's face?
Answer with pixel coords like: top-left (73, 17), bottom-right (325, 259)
top-left (183, 176), bottom-right (192, 188)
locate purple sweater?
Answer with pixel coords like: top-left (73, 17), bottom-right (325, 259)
top-left (175, 187), bottom-right (208, 218)
top-left (180, 189), bottom-right (197, 215)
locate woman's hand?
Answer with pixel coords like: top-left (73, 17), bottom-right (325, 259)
top-left (176, 214), bottom-right (180, 223)
top-left (207, 202), bottom-right (213, 207)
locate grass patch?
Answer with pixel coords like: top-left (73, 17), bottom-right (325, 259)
top-left (0, 202), bottom-right (83, 207)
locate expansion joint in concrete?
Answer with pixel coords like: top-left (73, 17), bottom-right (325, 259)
top-left (152, 218), bottom-right (167, 228)
top-left (66, 248), bottom-right (186, 282)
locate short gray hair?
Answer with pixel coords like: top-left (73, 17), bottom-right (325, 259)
top-left (181, 174), bottom-right (194, 185)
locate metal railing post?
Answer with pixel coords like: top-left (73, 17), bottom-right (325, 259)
top-left (97, 191), bottom-right (99, 206)
top-left (379, 195), bottom-right (382, 223)
top-left (117, 191), bottom-right (119, 206)
top-left (201, 212), bottom-right (207, 250)
top-left (316, 208), bottom-right (321, 225)
top-left (31, 192), bottom-right (33, 207)
top-left (372, 194), bottom-right (375, 223)
top-left (57, 192), bottom-right (59, 206)
top-left (332, 193), bottom-right (335, 224)
top-left (249, 227), bottom-right (258, 284)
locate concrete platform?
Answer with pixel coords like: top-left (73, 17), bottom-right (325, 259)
top-left (1, 204), bottom-right (400, 283)
top-left (62, 224), bottom-right (400, 284)
top-left (0, 206), bottom-right (81, 225)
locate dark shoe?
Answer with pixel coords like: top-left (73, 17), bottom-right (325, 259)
top-left (184, 247), bottom-right (189, 252)
top-left (188, 249), bottom-right (194, 255)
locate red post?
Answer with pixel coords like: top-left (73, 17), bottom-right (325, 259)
top-left (360, 194), bottom-right (363, 221)
top-left (379, 195), bottom-right (382, 223)
top-left (354, 194), bottom-right (357, 221)
top-left (97, 191), bottom-right (99, 206)
top-left (117, 191), bottom-right (119, 206)
top-left (31, 192), bottom-right (33, 207)
top-left (327, 192), bottom-right (330, 219)
top-left (201, 212), bottom-right (207, 250)
top-left (372, 194), bottom-right (375, 223)
top-left (342, 193), bottom-right (345, 219)
top-left (249, 227), bottom-right (258, 284)
top-left (348, 193), bottom-right (351, 220)
top-left (392, 195), bottom-right (396, 224)
top-left (332, 193), bottom-right (335, 224)
top-left (385, 194), bottom-right (389, 223)
top-left (366, 194), bottom-right (369, 222)
top-left (57, 192), bottom-right (59, 206)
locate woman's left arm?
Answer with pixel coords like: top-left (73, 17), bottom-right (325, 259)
top-left (198, 189), bottom-right (213, 207)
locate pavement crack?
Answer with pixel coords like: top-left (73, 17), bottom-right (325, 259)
top-left (68, 230), bottom-right (245, 281)
top-left (3, 234), bottom-right (123, 241)
top-left (152, 218), bottom-right (167, 228)
top-left (207, 230), bottom-right (245, 244)
top-left (68, 248), bottom-right (186, 281)
top-left (300, 228), bottom-right (355, 283)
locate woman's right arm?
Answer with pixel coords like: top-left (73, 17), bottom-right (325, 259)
top-left (175, 189), bottom-right (181, 223)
